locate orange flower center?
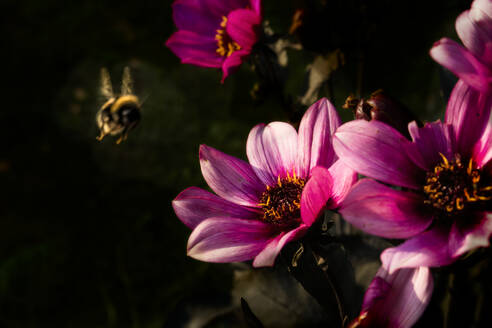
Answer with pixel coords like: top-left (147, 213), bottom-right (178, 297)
top-left (258, 171), bottom-right (305, 229)
top-left (423, 153), bottom-right (492, 214)
top-left (215, 16), bottom-right (241, 57)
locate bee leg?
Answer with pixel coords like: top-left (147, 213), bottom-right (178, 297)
top-left (116, 128), bottom-right (130, 144)
top-left (96, 131), bottom-right (107, 141)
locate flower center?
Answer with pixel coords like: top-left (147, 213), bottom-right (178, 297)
top-left (258, 171), bottom-right (306, 229)
top-left (215, 16), bottom-right (241, 57)
top-left (423, 153), bottom-right (492, 214)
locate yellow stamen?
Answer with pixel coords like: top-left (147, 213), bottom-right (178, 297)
top-left (214, 16), bottom-right (241, 57)
top-left (439, 153), bottom-right (449, 167)
top-left (220, 16), bottom-right (227, 28)
top-left (456, 197), bottom-right (464, 210)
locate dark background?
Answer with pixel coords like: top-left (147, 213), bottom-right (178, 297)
top-left (1, 0), bottom-right (477, 327)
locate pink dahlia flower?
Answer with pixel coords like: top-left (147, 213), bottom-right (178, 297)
top-left (172, 99), bottom-right (356, 267)
top-left (348, 266), bottom-right (433, 328)
top-left (333, 80), bottom-right (492, 274)
top-left (430, 0), bottom-right (492, 92)
top-left (166, 0), bottom-right (262, 82)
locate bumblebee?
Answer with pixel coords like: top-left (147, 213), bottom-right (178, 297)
top-left (96, 67), bottom-right (141, 144)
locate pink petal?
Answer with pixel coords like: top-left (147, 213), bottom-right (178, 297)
top-left (201, 0), bottom-right (250, 17)
top-left (226, 9), bottom-right (260, 49)
top-left (221, 49), bottom-right (249, 83)
top-left (249, 0), bottom-right (261, 15)
top-left (166, 31), bottom-right (222, 67)
top-left (252, 224), bottom-right (309, 267)
top-left (199, 145), bottom-right (264, 207)
top-left (187, 217), bottom-right (274, 263)
top-left (381, 226), bottom-right (454, 274)
top-left (473, 112), bottom-right (492, 167)
top-left (448, 211), bottom-right (492, 258)
top-left (172, 1), bottom-right (221, 36)
top-left (456, 9), bottom-right (492, 67)
top-left (247, 122), bottom-right (299, 186)
top-left (327, 159), bottom-right (357, 207)
top-left (339, 179), bottom-right (433, 239)
top-left (300, 167), bottom-right (334, 226)
top-left (445, 80), bottom-right (492, 157)
top-left (472, 0), bottom-right (492, 21)
top-left (297, 98), bottom-right (341, 177)
top-left (360, 273), bottom-right (390, 314)
top-left (430, 38), bottom-right (492, 92)
top-left (172, 187), bottom-right (260, 229)
top-left (406, 120), bottom-right (455, 171)
top-left (359, 266), bottom-right (433, 328)
top-left (333, 120), bottom-right (423, 190)
top-left (176, 0), bottom-right (249, 18)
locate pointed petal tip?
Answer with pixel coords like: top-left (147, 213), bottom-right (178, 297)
top-left (247, 121), bottom-right (299, 185)
top-left (185, 217), bottom-right (273, 264)
top-left (381, 226), bottom-right (455, 274)
top-left (198, 144), bottom-right (207, 160)
top-left (334, 120), bottom-right (422, 189)
top-left (252, 225), bottom-right (309, 267)
top-left (298, 97), bottom-right (341, 175)
top-left (430, 37), bottom-right (451, 49)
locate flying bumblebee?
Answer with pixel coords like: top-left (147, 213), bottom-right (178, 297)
top-left (96, 66), bottom-right (141, 144)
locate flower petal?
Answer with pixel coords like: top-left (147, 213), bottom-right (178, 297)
top-left (430, 38), bottom-right (492, 92)
top-left (473, 0), bottom-right (492, 19)
top-left (247, 122), bottom-right (299, 185)
top-left (252, 224), bottom-right (308, 267)
top-left (381, 226), bottom-right (454, 274)
top-left (166, 31), bottom-right (222, 67)
top-left (172, 187), bottom-right (260, 229)
top-left (221, 49), bottom-right (249, 83)
top-left (357, 266), bottom-right (433, 328)
top-left (249, 0), bottom-right (261, 15)
top-left (201, 0), bottom-right (250, 17)
top-left (333, 120), bottom-right (423, 189)
top-left (300, 167), bottom-right (334, 226)
top-left (199, 145), bottom-right (264, 207)
top-left (473, 111), bottom-right (492, 167)
top-left (339, 179), bottom-right (432, 239)
top-left (226, 9), bottom-right (260, 49)
top-left (327, 159), bottom-right (358, 207)
top-left (449, 211), bottom-right (492, 258)
top-left (176, 0), bottom-right (249, 18)
top-left (187, 217), bottom-right (274, 263)
top-left (456, 9), bottom-right (492, 67)
top-left (445, 79), bottom-right (492, 157)
top-left (172, 1), bottom-right (221, 36)
top-left (407, 120), bottom-right (455, 171)
top-left (297, 98), bottom-right (341, 177)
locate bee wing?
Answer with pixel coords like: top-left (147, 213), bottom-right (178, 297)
top-left (100, 67), bottom-right (114, 99)
top-left (121, 66), bottom-right (134, 95)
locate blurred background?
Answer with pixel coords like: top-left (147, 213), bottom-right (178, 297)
top-left (1, 0), bottom-right (481, 327)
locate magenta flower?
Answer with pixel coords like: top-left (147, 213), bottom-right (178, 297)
top-left (165, 0), bottom-right (262, 82)
top-left (333, 80), bottom-right (492, 274)
top-left (348, 266), bottom-right (433, 328)
top-left (430, 0), bottom-right (492, 92)
top-left (172, 99), bottom-right (356, 267)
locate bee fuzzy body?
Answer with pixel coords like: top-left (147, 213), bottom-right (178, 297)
top-left (97, 67), bottom-right (141, 144)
